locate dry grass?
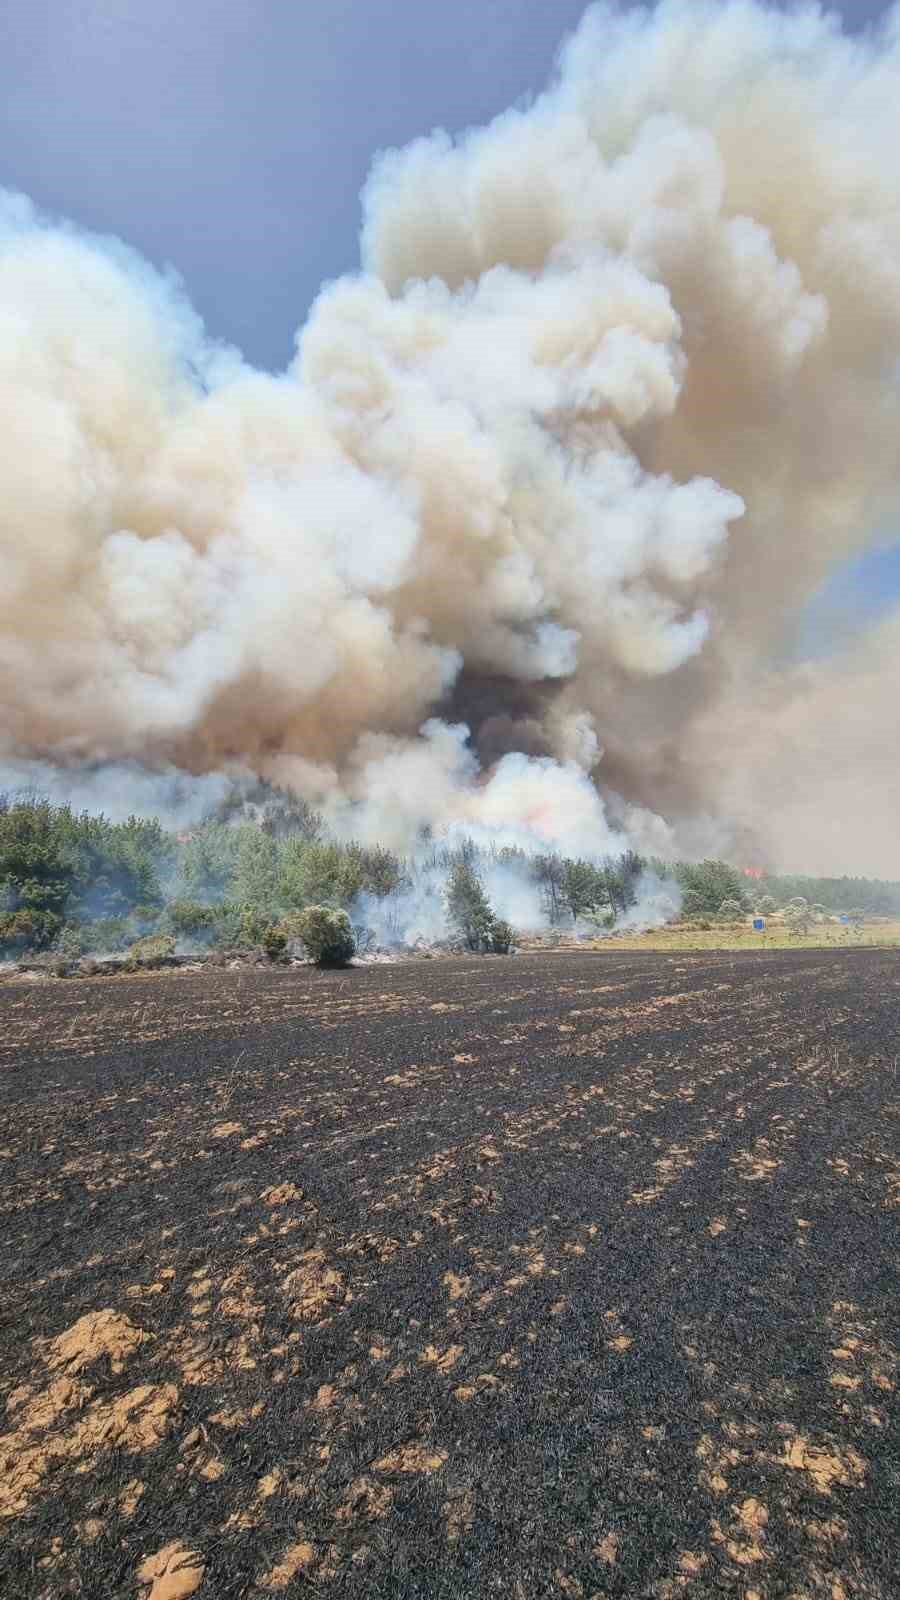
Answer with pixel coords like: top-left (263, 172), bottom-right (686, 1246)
top-left (580, 918), bottom-right (900, 954)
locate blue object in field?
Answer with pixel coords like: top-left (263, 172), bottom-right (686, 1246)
top-left (840, 914), bottom-right (850, 924)
top-left (753, 917), bottom-right (765, 931)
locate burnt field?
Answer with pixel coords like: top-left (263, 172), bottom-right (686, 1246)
top-left (2, 949), bottom-right (898, 1600)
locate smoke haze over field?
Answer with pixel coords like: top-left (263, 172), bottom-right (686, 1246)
top-left (2, 0), bottom-right (900, 873)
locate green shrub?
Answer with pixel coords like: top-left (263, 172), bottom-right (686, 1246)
top-left (80, 917), bottom-right (130, 952)
top-left (719, 897), bottom-right (744, 917)
top-left (166, 899), bottom-right (217, 937)
top-left (784, 904), bottom-right (810, 935)
top-left (234, 905), bottom-right (275, 948)
top-left (295, 906), bottom-right (355, 967)
top-left (262, 923), bottom-right (288, 962)
top-left (0, 907), bottom-right (62, 954)
top-left (488, 918), bottom-right (514, 954)
top-left (53, 926), bottom-right (88, 960)
top-left (197, 901), bottom-right (272, 948)
top-left (124, 931), bottom-right (176, 967)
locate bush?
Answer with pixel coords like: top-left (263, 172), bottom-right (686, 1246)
top-left (167, 899), bottom-right (217, 937)
top-left (719, 898), bottom-right (744, 918)
top-left (784, 905), bottom-right (810, 935)
top-left (488, 918), bottom-right (514, 954)
top-left (233, 905), bottom-right (276, 948)
top-left (123, 931), bottom-right (176, 968)
top-left (198, 902), bottom-right (274, 949)
top-left (0, 907), bottom-right (62, 954)
top-left (351, 923), bottom-right (376, 955)
top-left (262, 923), bottom-right (288, 962)
top-left (295, 906), bottom-right (355, 967)
top-left (53, 926), bottom-right (88, 961)
top-left (79, 917), bottom-right (131, 953)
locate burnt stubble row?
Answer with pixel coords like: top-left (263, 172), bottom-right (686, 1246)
top-left (1, 948), bottom-right (898, 1598)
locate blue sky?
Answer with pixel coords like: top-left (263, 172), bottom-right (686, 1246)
top-left (2, 0), bottom-right (897, 640)
top-left (799, 540), bottom-right (900, 657)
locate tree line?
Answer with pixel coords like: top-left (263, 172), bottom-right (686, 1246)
top-left (2, 787), bottom-right (897, 963)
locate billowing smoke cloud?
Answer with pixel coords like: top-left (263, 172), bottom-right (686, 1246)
top-left (2, 0), bottom-right (900, 873)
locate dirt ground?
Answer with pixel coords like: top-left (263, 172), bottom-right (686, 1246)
top-left (2, 948), bottom-right (898, 1599)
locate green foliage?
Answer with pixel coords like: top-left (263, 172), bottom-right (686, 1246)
top-left (760, 873), bottom-right (900, 916)
top-left (488, 918), bottom-right (514, 954)
top-left (280, 838), bottom-right (359, 909)
top-left (445, 858), bottom-right (512, 953)
top-left (609, 849), bottom-right (644, 915)
top-left (531, 854), bottom-right (565, 923)
top-left (80, 918), bottom-right (132, 953)
top-left (784, 903), bottom-right (811, 935)
top-left (446, 859), bottom-right (496, 951)
top-left (273, 911), bottom-right (310, 942)
top-left (53, 925), bottom-right (89, 961)
top-left (166, 899), bottom-right (217, 937)
top-left (262, 923), bottom-right (288, 962)
top-left (294, 906), bottom-right (355, 966)
top-left (3, 788), bottom-right (898, 966)
top-left (232, 827), bottom-right (280, 909)
top-left (0, 798), bottom-right (166, 941)
top-left (0, 798), bottom-right (78, 915)
top-left (718, 897), bottom-right (744, 918)
top-left (69, 814), bottom-right (168, 917)
top-left (179, 824), bottom-right (241, 901)
top-left (675, 860), bottom-right (749, 918)
top-left (168, 898), bottom-right (273, 950)
top-left (123, 931), bottom-right (176, 967)
top-left (0, 907), bottom-right (62, 954)
top-left (561, 859), bottom-right (608, 922)
top-left (354, 844), bottom-right (404, 899)
top-left (275, 838), bottom-right (402, 910)
top-left (228, 904), bottom-right (276, 948)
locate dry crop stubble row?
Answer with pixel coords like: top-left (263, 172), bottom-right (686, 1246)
top-left (1, 948), bottom-right (898, 1599)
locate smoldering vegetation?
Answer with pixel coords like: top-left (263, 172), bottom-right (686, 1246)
top-left (2, 784), bottom-right (898, 974)
top-left (0, 785), bottom-right (656, 969)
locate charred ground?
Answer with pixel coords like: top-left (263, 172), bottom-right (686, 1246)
top-left (2, 949), bottom-right (898, 1599)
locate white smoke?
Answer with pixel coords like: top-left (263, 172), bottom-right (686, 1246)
top-left (3, 2), bottom-right (900, 874)
top-left (611, 869), bottom-right (683, 932)
top-left (0, 758), bottom-right (238, 829)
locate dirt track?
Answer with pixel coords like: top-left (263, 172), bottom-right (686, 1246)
top-left (2, 948), bottom-right (898, 1599)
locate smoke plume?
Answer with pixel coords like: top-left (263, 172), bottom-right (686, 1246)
top-left (2, 1), bottom-right (900, 872)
